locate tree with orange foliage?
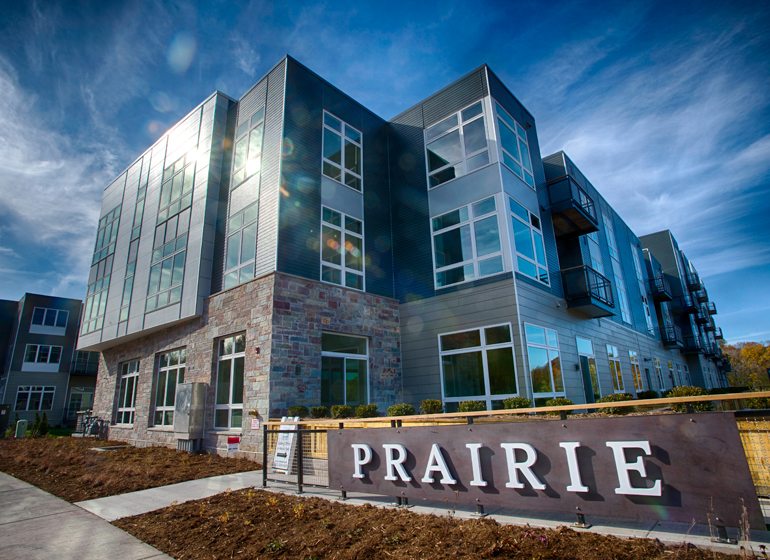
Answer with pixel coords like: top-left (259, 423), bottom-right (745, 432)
top-left (722, 342), bottom-right (770, 389)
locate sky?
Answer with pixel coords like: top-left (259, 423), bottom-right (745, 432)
top-left (0, 0), bottom-right (768, 343)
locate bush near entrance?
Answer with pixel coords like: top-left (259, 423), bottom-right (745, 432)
top-left (502, 396), bottom-right (532, 409)
top-left (387, 403), bottom-right (415, 416)
top-left (666, 386), bottom-right (713, 412)
top-left (596, 393), bottom-right (634, 414)
top-left (419, 399), bottom-right (443, 414)
top-left (458, 400), bottom-right (486, 412)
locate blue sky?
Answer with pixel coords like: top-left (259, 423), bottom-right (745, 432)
top-left (0, 0), bottom-right (768, 342)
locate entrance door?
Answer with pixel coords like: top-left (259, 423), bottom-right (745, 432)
top-left (576, 337), bottom-right (600, 403)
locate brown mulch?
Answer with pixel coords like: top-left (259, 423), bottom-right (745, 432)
top-left (0, 437), bottom-right (259, 502)
top-left (114, 489), bottom-right (742, 560)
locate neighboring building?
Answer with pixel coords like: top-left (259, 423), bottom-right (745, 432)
top-left (78, 56), bottom-right (726, 455)
top-left (0, 293), bottom-right (99, 427)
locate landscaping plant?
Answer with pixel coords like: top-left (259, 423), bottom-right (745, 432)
top-left (331, 405), bottom-right (354, 419)
top-left (354, 404), bottom-right (378, 418)
top-left (386, 403), bottom-right (415, 416)
top-left (287, 406), bottom-right (309, 418)
top-left (544, 397), bottom-right (574, 415)
top-left (458, 400), bottom-right (486, 412)
top-left (309, 406), bottom-right (329, 418)
top-left (596, 393), bottom-right (634, 415)
top-left (419, 399), bottom-right (443, 414)
top-left (501, 396), bottom-right (532, 409)
top-left (666, 386), bottom-right (713, 412)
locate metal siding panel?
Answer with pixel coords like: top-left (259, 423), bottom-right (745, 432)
top-left (421, 68), bottom-right (487, 127)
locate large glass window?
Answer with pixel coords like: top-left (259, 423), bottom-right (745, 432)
top-left (15, 386), bottom-right (55, 411)
top-left (215, 334), bottom-right (245, 430)
top-left (576, 336), bottom-right (601, 401)
top-left (23, 344), bottom-right (62, 365)
top-left (432, 196), bottom-right (503, 288)
top-left (439, 324), bottom-right (516, 410)
top-left (525, 324), bottom-right (563, 404)
top-left (321, 333), bottom-right (368, 407)
top-left (509, 197), bottom-right (549, 285)
top-left (83, 205), bottom-right (120, 334)
top-left (321, 207), bottom-right (364, 290)
top-left (323, 112), bottom-right (362, 191)
top-left (653, 357), bottom-right (664, 391)
top-left (158, 153), bottom-right (195, 223)
top-left (154, 348), bottom-right (186, 427)
top-left (146, 209), bottom-right (190, 312)
top-left (629, 350), bottom-right (644, 392)
top-left (224, 203), bottom-right (258, 290)
top-left (607, 344), bottom-right (625, 392)
top-left (495, 102), bottom-right (534, 188)
top-left (603, 212), bottom-right (630, 323)
top-left (116, 360), bottom-right (139, 425)
top-left (31, 308), bottom-right (69, 328)
top-left (232, 107), bottom-right (265, 187)
top-left (425, 101), bottom-right (489, 188)
top-left (630, 243), bottom-right (655, 334)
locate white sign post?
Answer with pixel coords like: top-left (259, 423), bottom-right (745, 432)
top-left (272, 416), bottom-right (300, 474)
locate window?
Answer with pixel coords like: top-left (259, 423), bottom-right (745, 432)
top-left (602, 212), bottom-right (630, 323)
top-left (322, 111), bottom-right (362, 191)
top-left (119, 238), bottom-right (140, 322)
top-left (439, 324), bottom-right (517, 410)
top-left (15, 386), bottom-right (55, 411)
top-left (586, 231), bottom-right (604, 273)
top-left (31, 308), bottom-right (69, 329)
top-left (525, 324), bottom-right (563, 404)
top-left (215, 334), bottom-right (245, 429)
top-left (158, 153), bottom-right (195, 223)
top-left (667, 360), bottom-right (675, 387)
top-left (607, 345), bottom-right (624, 392)
top-left (576, 336), bottom-right (601, 401)
top-left (631, 244), bottom-right (655, 334)
top-left (83, 205), bottom-right (120, 334)
top-left (232, 107), bottom-right (265, 187)
top-left (154, 349), bottom-right (186, 427)
top-left (495, 102), bottom-right (534, 188)
top-left (116, 360), bottom-right (139, 425)
top-left (146, 209), bottom-right (190, 312)
top-left (224, 203), bottom-right (258, 289)
top-left (654, 358), bottom-right (664, 391)
top-left (629, 350), bottom-right (644, 392)
top-left (23, 344), bottom-right (62, 365)
top-left (321, 333), bottom-right (368, 407)
top-left (425, 101), bottom-right (489, 188)
top-left (509, 197), bottom-right (549, 285)
top-left (432, 197), bottom-right (503, 288)
top-left (321, 207), bottom-right (365, 290)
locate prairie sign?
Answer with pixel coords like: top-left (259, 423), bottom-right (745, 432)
top-left (328, 413), bottom-right (764, 528)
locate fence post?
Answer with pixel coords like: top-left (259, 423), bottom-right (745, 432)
top-left (296, 429), bottom-right (304, 495)
top-left (262, 424), bottom-right (268, 488)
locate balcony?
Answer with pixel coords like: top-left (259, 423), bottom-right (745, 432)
top-left (704, 319), bottom-right (715, 332)
top-left (661, 324), bottom-right (684, 348)
top-left (715, 327), bottom-right (724, 340)
top-left (695, 310), bottom-right (709, 324)
top-left (707, 301), bottom-right (717, 314)
top-left (685, 271), bottom-right (700, 291)
top-left (547, 178), bottom-right (599, 238)
top-left (675, 293), bottom-right (697, 314)
top-left (649, 274), bottom-right (673, 302)
top-left (695, 288), bottom-right (708, 303)
top-left (70, 351), bottom-right (99, 376)
top-left (561, 265), bottom-right (615, 318)
top-left (683, 334), bottom-right (703, 354)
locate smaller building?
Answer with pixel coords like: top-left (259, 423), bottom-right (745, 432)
top-left (0, 293), bottom-right (99, 428)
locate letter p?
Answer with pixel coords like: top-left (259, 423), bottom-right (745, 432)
top-left (351, 444), bottom-right (372, 479)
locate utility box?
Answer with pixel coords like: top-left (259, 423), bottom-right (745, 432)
top-left (0, 405), bottom-right (9, 435)
top-left (15, 419), bottom-right (28, 439)
top-left (174, 382), bottom-right (206, 451)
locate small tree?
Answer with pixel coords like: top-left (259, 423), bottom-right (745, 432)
top-left (419, 399), bottom-right (443, 414)
top-left (309, 406), bottom-right (329, 418)
top-left (387, 403), bottom-right (415, 416)
top-left (502, 396), bottom-right (532, 409)
top-left (39, 413), bottom-right (49, 437)
top-left (330, 405), bottom-right (354, 419)
top-left (355, 404), bottom-right (378, 418)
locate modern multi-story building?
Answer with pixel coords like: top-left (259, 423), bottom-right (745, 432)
top-left (0, 293), bottom-right (99, 429)
top-left (78, 56), bottom-right (726, 454)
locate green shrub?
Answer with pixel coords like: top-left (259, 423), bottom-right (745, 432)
top-left (309, 406), bottom-right (329, 418)
top-left (596, 393), bottom-right (634, 415)
top-left (355, 404), bottom-right (378, 418)
top-left (544, 397), bottom-right (574, 415)
top-left (419, 399), bottom-right (443, 415)
top-left (666, 385), bottom-right (712, 412)
top-left (458, 400), bottom-right (486, 412)
top-left (501, 396), bottom-right (532, 410)
top-left (635, 390), bottom-right (659, 400)
top-left (30, 413), bottom-right (41, 437)
top-left (745, 397), bottom-right (770, 410)
top-left (287, 405), bottom-right (309, 418)
top-left (387, 403), bottom-right (416, 417)
top-left (331, 405), bottom-right (354, 419)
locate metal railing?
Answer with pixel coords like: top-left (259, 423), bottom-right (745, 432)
top-left (561, 265), bottom-right (614, 307)
top-left (661, 324), bottom-right (683, 346)
top-left (650, 274), bottom-right (672, 300)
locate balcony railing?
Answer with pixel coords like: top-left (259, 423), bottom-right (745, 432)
top-left (695, 310), bottom-right (709, 324)
top-left (650, 274), bottom-right (673, 302)
top-left (661, 324), bottom-right (684, 348)
top-left (675, 293), bottom-right (697, 314)
top-left (70, 351), bottom-right (99, 376)
top-left (561, 265), bottom-right (615, 318)
top-left (547, 178), bottom-right (599, 237)
top-left (715, 327), bottom-right (724, 340)
top-left (707, 301), bottom-right (717, 314)
top-left (685, 271), bottom-right (700, 291)
top-left (683, 334), bottom-right (703, 354)
top-left (695, 288), bottom-right (708, 303)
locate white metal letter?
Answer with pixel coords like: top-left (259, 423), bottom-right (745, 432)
top-left (351, 444), bottom-right (372, 479)
top-left (500, 443), bottom-right (546, 490)
top-left (421, 443), bottom-right (457, 485)
top-left (559, 441), bottom-right (589, 493)
top-left (465, 443), bottom-right (487, 487)
top-left (606, 441), bottom-right (662, 496)
top-left (382, 444), bottom-right (412, 482)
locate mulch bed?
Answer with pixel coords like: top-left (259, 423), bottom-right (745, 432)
top-left (114, 489), bottom-right (743, 560)
top-left (0, 437), bottom-right (259, 501)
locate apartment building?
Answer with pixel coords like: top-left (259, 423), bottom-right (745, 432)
top-left (78, 56), bottom-right (726, 454)
top-left (0, 293), bottom-right (99, 428)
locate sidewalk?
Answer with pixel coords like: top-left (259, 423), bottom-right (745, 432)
top-left (0, 472), bottom-right (171, 560)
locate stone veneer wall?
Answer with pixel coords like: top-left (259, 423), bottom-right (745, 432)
top-left (269, 274), bottom-right (401, 414)
top-left (91, 274), bottom-right (274, 459)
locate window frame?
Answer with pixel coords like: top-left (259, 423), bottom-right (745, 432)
top-left (31, 307), bottom-right (69, 329)
top-left (116, 360), bottom-right (140, 426)
top-left (153, 348), bottom-right (186, 428)
top-left (524, 323), bottom-right (564, 402)
top-left (23, 344), bottom-right (62, 365)
top-left (320, 206), bottom-right (365, 291)
top-left (494, 102), bottom-right (535, 188)
top-left (231, 107), bottom-right (266, 188)
top-left (576, 336), bottom-right (602, 400)
top-left (431, 196), bottom-right (504, 289)
top-left (607, 344), bottom-right (625, 393)
top-left (320, 333), bottom-right (369, 407)
top-left (424, 100), bottom-right (490, 189)
top-left (322, 110), bottom-right (363, 192)
top-left (629, 350), bottom-right (644, 393)
top-left (214, 333), bottom-right (246, 431)
top-left (508, 197), bottom-right (549, 285)
top-left (438, 322), bottom-right (518, 410)
top-left (15, 386), bottom-right (55, 411)
top-left (223, 202), bottom-right (258, 290)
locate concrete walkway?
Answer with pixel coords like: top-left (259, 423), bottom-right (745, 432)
top-left (76, 470), bottom-right (263, 521)
top-left (0, 472), bottom-right (171, 560)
